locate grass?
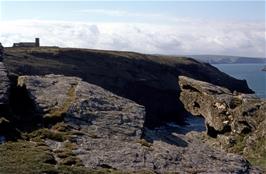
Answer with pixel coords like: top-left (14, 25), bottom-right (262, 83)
top-left (0, 141), bottom-right (57, 174)
top-left (245, 136), bottom-right (266, 171)
top-left (27, 128), bottom-right (68, 142)
top-left (230, 135), bottom-right (246, 154)
top-left (0, 141), bottom-right (149, 174)
top-left (0, 140), bottom-right (155, 174)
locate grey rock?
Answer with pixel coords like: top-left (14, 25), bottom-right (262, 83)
top-left (0, 62), bottom-right (10, 136)
top-left (18, 74), bottom-right (261, 173)
top-left (18, 74), bottom-right (145, 140)
top-left (0, 62), bottom-right (9, 107)
top-left (178, 75), bottom-right (266, 137)
top-left (72, 125), bottom-right (259, 173)
top-left (178, 76), bottom-right (266, 172)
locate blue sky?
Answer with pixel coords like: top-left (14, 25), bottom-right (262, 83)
top-left (1, 1), bottom-right (265, 22)
top-left (0, 1), bottom-right (265, 57)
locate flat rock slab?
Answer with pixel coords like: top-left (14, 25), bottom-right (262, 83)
top-left (70, 125), bottom-right (260, 173)
top-left (0, 62), bottom-right (9, 106)
top-left (18, 74), bottom-right (145, 140)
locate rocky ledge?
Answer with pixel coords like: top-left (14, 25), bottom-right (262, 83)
top-left (0, 74), bottom-right (261, 173)
top-left (179, 76), bottom-right (266, 170)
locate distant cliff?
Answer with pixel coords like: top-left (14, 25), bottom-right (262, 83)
top-left (188, 55), bottom-right (266, 64)
top-left (3, 47), bottom-right (253, 127)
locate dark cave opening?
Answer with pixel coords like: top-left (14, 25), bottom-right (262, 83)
top-left (8, 75), bottom-right (42, 132)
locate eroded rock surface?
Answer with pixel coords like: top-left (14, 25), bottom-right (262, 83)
top-left (179, 76), bottom-right (266, 137)
top-left (15, 74), bottom-right (261, 173)
top-left (18, 74), bottom-right (145, 140)
top-left (179, 76), bottom-right (266, 170)
top-left (73, 127), bottom-right (260, 173)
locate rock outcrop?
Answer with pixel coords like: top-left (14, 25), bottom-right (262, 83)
top-left (10, 74), bottom-right (260, 173)
top-left (0, 63), bottom-right (9, 108)
top-left (1, 46), bottom-right (263, 172)
top-left (4, 47), bottom-right (253, 127)
top-left (18, 74), bottom-right (145, 140)
top-left (0, 62), bottom-right (10, 137)
top-left (178, 76), bottom-right (265, 137)
top-left (178, 76), bottom-right (266, 170)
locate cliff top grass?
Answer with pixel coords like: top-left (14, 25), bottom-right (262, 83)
top-left (0, 140), bottom-right (154, 174)
top-left (4, 46), bottom-right (198, 68)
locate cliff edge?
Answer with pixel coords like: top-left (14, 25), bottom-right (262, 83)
top-left (3, 47), bottom-right (253, 127)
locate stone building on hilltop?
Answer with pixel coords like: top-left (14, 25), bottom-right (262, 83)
top-left (13, 38), bottom-right (40, 48)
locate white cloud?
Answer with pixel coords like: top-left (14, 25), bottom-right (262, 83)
top-left (0, 19), bottom-right (265, 57)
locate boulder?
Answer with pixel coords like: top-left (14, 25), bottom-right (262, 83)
top-left (17, 74), bottom-right (145, 140)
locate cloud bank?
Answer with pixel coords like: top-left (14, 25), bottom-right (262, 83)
top-left (0, 19), bottom-right (265, 57)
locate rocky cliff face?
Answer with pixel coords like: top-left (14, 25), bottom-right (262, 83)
top-left (3, 47), bottom-right (253, 127)
top-left (0, 62), bottom-right (9, 108)
top-left (0, 62), bottom-right (10, 136)
top-left (178, 76), bottom-right (266, 170)
top-left (0, 47), bottom-right (264, 173)
top-left (0, 74), bottom-right (260, 173)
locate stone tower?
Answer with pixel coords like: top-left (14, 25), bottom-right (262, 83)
top-left (35, 38), bottom-right (40, 47)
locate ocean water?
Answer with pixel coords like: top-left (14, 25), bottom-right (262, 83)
top-left (213, 64), bottom-right (266, 99)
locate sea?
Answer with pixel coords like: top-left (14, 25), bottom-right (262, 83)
top-left (213, 63), bottom-right (266, 99)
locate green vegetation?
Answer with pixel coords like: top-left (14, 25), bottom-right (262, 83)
top-left (245, 137), bottom-right (266, 171)
top-left (27, 128), bottom-right (68, 142)
top-left (226, 134), bottom-right (266, 171)
top-left (0, 140), bottom-right (154, 174)
top-left (230, 135), bottom-right (246, 154)
top-left (0, 141), bottom-right (57, 174)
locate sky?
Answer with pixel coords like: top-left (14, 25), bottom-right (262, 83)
top-left (0, 1), bottom-right (265, 57)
